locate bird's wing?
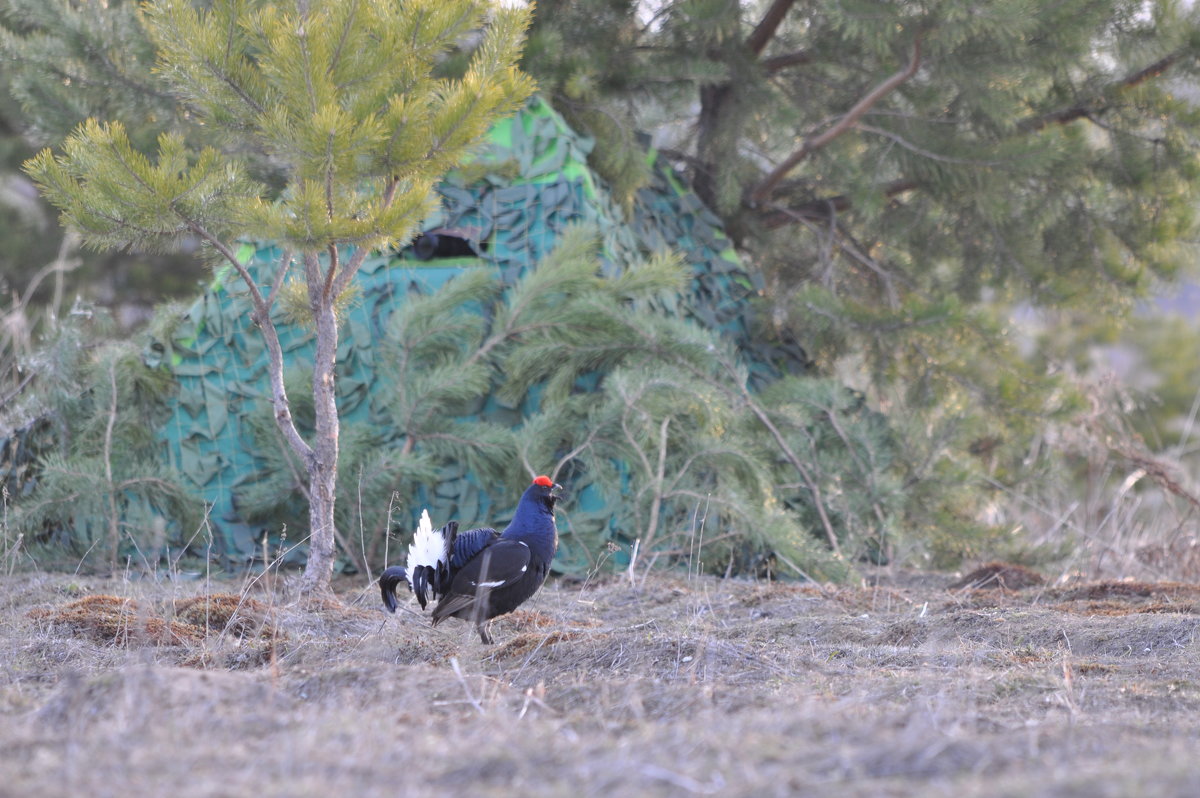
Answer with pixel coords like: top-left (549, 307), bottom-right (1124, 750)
top-left (431, 540), bottom-right (533, 622)
top-left (453, 539), bottom-right (532, 591)
top-left (449, 527), bottom-right (500, 570)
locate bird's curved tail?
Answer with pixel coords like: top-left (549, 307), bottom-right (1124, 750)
top-left (379, 566), bottom-right (408, 613)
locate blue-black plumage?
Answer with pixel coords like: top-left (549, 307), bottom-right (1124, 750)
top-left (380, 475), bottom-right (562, 643)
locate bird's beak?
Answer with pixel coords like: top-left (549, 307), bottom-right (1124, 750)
top-left (551, 482), bottom-right (564, 499)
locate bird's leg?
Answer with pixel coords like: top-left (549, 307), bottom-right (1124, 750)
top-left (477, 622), bottom-right (494, 645)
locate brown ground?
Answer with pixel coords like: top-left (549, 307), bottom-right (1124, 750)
top-left (3, 567), bottom-right (1200, 797)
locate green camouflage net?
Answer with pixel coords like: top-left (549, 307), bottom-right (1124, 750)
top-left (16, 98), bottom-right (802, 568)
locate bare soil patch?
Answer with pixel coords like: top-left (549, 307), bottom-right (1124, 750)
top-left (3, 567), bottom-right (1200, 796)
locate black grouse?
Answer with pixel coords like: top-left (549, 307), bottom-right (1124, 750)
top-left (379, 475), bottom-right (562, 643)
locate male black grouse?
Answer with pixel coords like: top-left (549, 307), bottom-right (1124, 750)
top-left (379, 475), bottom-right (562, 643)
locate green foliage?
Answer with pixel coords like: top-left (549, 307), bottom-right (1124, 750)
top-left (0, 0), bottom-right (207, 335)
top-left (232, 228), bottom-right (894, 579)
top-left (0, 0), bottom-right (174, 148)
top-left (19, 0), bottom-right (536, 591)
top-left (521, 0), bottom-right (1200, 565)
top-left (27, 123), bottom-right (257, 255)
top-left (521, 0), bottom-right (655, 206)
top-left (25, 0), bottom-right (536, 259)
top-left (7, 318), bottom-right (200, 569)
top-left (1121, 314), bottom-right (1200, 451)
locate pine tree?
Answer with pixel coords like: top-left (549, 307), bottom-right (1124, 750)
top-left (0, 0), bottom-right (175, 148)
top-left (524, 0), bottom-right (1200, 548)
top-left (2, 299), bottom-right (202, 571)
top-left (225, 227), bottom-right (886, 580)
top-left (24, 0), bottom-right (534, 594)
top-left (0, 0), bottom-right (205, 345)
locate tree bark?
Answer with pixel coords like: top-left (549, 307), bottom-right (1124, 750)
top-left (297, 253), bottom-right (341, 596)
top-left (693, 0), bottom-right (793, 214)
top-left (694, 82), bottom-right (734, 213)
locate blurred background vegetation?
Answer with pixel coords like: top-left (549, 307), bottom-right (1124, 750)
top-left (5, 0), bottom-right (1200, 582)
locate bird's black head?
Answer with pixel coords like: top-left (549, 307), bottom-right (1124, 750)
top-left (504, 475), bottom-right (564, 543)
top-left (529, 474), bottom-right (563, 511)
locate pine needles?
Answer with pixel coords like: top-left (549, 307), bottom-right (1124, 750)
top-left (334, 226), bottom-right (903, 579)
top-left (5, 320), bottom-right (200, 571)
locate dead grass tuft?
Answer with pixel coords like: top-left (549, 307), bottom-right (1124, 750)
top-left (1075, 661), bottom-right (1117, 674)
top-left (488, 629), bottom-right (587, 660)
top-left (32, 594), bottom-right (202, 647)
top-left (1052, 599), bottom-right (1200, 616)
top-left (27, 591), bottom-right (289, 668)
top-left (1049, 580), bottom-right (1200, 602)
top-left (877, 619), bottom-right (930, 647)
top-left (948, 562), bottom-right (1045, 591)
top-left (292, 592), bottom-right (353, 614)
top-left (502, 609), bottom-right (560, 631)
top-left (172, 593), bottom-right (274, 638)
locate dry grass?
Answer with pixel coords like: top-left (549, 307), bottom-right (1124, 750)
top-left (3, 567), bottom-right (1200, 797)
top-left (947, 562), bottom-right (1046, 591)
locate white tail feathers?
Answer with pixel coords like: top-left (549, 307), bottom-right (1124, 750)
top-left (406, 508), bottom-right (448, 591)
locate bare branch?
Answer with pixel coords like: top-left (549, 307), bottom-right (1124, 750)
top-left (739, 382), bottom-right (843, 558)
top-left (814, 401), bottom-right (891, 538)
top-left (759, 179), bottom-right (919, 228)
top-left (330, 237), bottom-right (373, 298)
top-left (749, 37), bottom-right (922, 206)
top-left (551, 426), bottom-right (601, 483)
top-left (746, 0), bottom-right (798, 57)
top-left (0, 372), bottom-right (35, 408)
top-left (763, 49), bottom-right (811, 74)
top-left (755, 49), bottom-right (1187, 228)
top-left (622, 319), bottom-right (847, 559)
top-left (645, 415), bottom-right (671, 552)
top-left (103, 357), bottom-right (120, 570)
top-left (857, 124), bottom-right (1007, 166)
top-left (1019, 51), bottom-right (1183, 132)
top-left (265, 248), bottom-right (294, 309)
top-left (190, 227), bottom-right (314, 462)
top-left (324, 244), bottom-right (339, 301)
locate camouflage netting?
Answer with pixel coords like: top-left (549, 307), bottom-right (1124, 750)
top-left (9, 97), bottom-right (805, 569)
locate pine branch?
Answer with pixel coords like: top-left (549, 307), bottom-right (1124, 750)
top-left (1019, 51), bottom-right (1184, 132)
top-left (194, 227), bottom-right (314, 463)
top-left (330, 178), bottom-right (404, 299)
top-left (760, 179), bottom-right (920, 227)
top-left (812, 399), bottom-right (891, 538)
top-left (755, 48), bottom-right (1188, 228)
top-left (763, 49), bottom-right (812, 74)
top-left (745, 0), bottom-right (798, 57)
top-left (607, 319), bottom-right (848, 558)
top-left (736, 381), bottom-right (843, 558)
top-left (748, 36), bottom-right (922, 206)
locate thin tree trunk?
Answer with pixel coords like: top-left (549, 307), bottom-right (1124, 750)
top-left (298, 261), bottom-right (341, 596)
top-left (103, 357), bottom-right (121, 572)
top-left (694, 82), bottom-right (732, 213)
